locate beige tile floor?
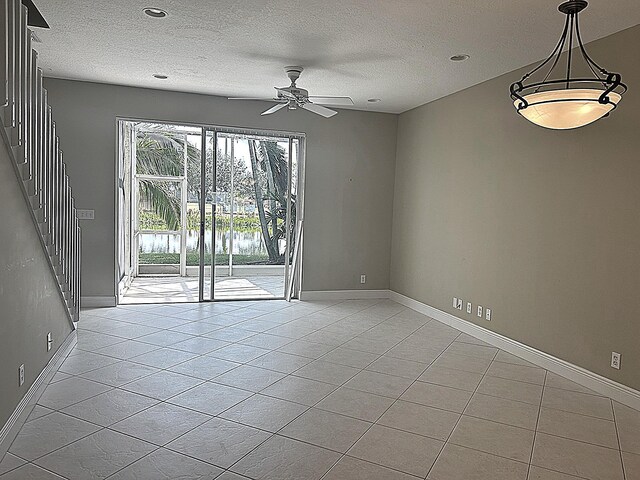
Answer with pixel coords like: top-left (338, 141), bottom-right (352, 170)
top-left (120, 275), bottom-right (285, 304)
top-left (2, 299), bottom-right (639, 479)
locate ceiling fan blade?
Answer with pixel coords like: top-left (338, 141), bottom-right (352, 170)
top-left (302, 103), bottom-right (338, 118)
top-left (261, 103), bottom-right (288, 116)
top-left (308, 96), bottom-right (354, 106)
top-left (275, 87), bottom-right (297, 100)
top-left (228, 97), bottom-right (281, 101)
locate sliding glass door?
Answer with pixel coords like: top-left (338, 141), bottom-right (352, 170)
top-left (117, 120), bottom-right (303, 304)
top-left (200, 128), bottom-right (303, 301)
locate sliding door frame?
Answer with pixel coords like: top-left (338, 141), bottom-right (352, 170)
top-left (115, 116), bottom-right (305, 304)
top-left (201, 126), bottom-right (305, 302)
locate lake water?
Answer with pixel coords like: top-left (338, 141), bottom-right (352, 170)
top-left (138, 230), bottom-right (267, 256)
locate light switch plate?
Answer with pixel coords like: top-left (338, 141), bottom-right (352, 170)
top-left (77, 209), bottom-right (95, 220)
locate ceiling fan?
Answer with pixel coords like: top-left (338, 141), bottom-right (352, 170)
top-left (228, 66), bottom-right (354, 118)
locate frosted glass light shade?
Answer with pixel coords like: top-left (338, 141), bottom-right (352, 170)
top-left (514, 89), bottom-right (622, 130)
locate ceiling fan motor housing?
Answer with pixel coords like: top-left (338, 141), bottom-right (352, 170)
top-left (285, 66), bottom-right (304, 84)
top-left (283, 87), bottom-right (309, 100)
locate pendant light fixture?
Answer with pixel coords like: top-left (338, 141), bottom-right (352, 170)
top-left (510, 0), bottom-right (626, 130)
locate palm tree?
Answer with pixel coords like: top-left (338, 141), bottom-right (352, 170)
top-left (135, 128), bottom-right (199, 230)
top-left (248, 140), bottom-right (279, 262)
top-left (248, 139), bottom-right (295, 264)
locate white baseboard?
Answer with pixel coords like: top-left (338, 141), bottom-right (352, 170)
top-left (81, 296), bottom-right (117, 308)
top-left (300, 289), bottom-right (391, 301)
top-left (0, 330), bottom-right (77, 458)
top-left (388, 291), bottom-right (640, 411)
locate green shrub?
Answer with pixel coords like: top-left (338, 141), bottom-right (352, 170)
top-left (138, 252), bottom-right (271, 265)
top-left (139, 210), bottom-right (262, 232)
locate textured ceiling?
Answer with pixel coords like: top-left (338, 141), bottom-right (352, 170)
top-left (33, 0), bottom-right (640, 114)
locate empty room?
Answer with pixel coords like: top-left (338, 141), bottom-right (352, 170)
top-left (1, 0), bottom-right (639, 479)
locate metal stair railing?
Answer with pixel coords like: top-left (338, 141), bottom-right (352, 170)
top-left (1, 0), bottom-right (80, 326)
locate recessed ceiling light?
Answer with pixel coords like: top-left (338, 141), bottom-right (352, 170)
top-left (450, 54), bottom-right (470, 62)
top-left (367, 98), bottom-right (381, 103)
top-left (153, 74), bottom-right (168, 79)
top-left (143, 7), bottom-right (167, 18)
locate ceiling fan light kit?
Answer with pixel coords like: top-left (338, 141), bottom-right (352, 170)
top-left (510, 0), bottom-right (626, 130)
top-left (229, 66), bottom-right (354, 118)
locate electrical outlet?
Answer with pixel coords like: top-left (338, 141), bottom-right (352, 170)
top-left (485, 308), bottom-right (492, 321)
top-left (47, 332), bottom-right (53, 352)
top-left (456, 298), bottom-right (463, 310)
top-left (477, 305), bottom-right (483, 317)
top-left (466, 302), bottom-right (472, 314)
top-left (360, 274), bottom-right (366, 284)
top-left (453, 297), bottom-right (458, 308)
top-left (611, 352), bottom-right (621, 370)
top-left (19, 364), bottom-right (24, 386)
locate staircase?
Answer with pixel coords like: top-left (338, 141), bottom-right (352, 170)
top-left (1, 0), bottom-right (80, 325)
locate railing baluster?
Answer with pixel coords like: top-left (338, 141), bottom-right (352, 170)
top-left (67, 191), bottom-right (73, 291)
top-left (1, 0), bottom-right (8, 110)
top-left (47, 110), bottom-right (54, 240)
top-left (30, 49), bottom-right (39, 202)
top-left (52, 134), bottom-right (59, 256)
top-left (4, 0), bottom-right (15, 128)
top-left (5, 0), bottom-right (16, 131)
top-left (52, 138), bottom-right (59, 257)
top-left (35, 68), bottom-right (43, 210)
top-left (63, 177), bottom-right (70, 284)
top-left (61, 171), bottom-right (67, 281)
top-left (76, 225), bottom-right (81, 319)
top-left (55, 155), bottom-right (63, 260)
top-left (21, 17), bottom-right (32, 176)
top-left (12, 3), bottom-right (24, 149)
top-left (41, 88), bottom-right (48, 226)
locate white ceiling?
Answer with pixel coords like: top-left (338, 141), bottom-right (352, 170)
top-left (34, 0), bottom-right (640, 114)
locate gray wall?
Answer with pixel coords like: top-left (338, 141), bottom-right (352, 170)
top-left (44, 80), bottom-right (398, 300)
top-left (391, 25), bottom-right (640, 390)
top-left (0, 141), bottom-right (73, 427)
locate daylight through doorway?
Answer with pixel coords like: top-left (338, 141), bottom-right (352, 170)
top-left (116, 120), bottom-right (304, 304)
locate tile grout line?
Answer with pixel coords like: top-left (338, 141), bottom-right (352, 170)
top-left (160, 305), bottom-right (489, 477)
top-left (316, 322), bottom-right (465, 479)
top-left (423, 342), bottom-right (500, 480)
top-left (221, 303), bottom-right (429, 478)
top-left (525, 369), bottom-right (546, 480)
top-left (125, 298), bottom-right (397, 476)
top-left (219, 303), bottom-right (414, 476)
top-left (611, 398), bottom-right (628, 480)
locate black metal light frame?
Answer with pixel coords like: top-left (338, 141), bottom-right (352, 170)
top-left (510, 0), bottom-right (626, 114)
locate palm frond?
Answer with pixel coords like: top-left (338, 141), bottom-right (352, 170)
top-left (138, 180), bottom-right (181, 231)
